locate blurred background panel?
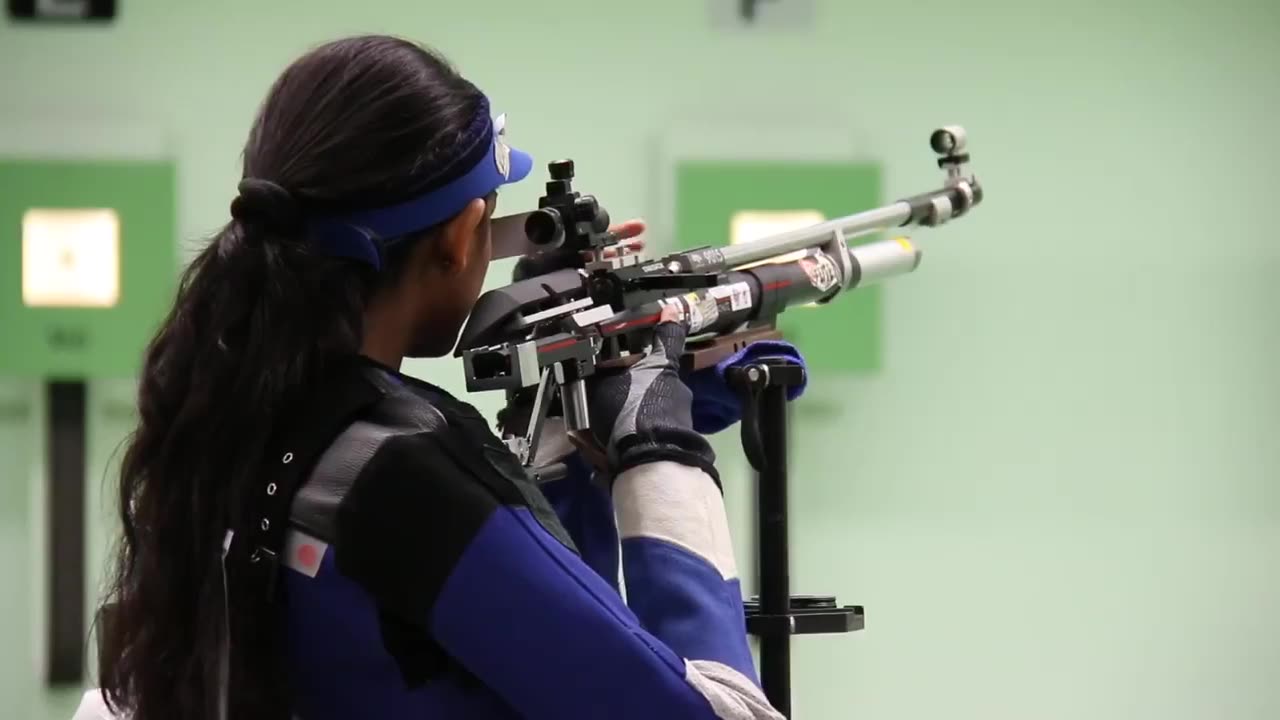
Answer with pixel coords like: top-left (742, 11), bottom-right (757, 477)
top-left (1, 0), bottom-right (1278, 718)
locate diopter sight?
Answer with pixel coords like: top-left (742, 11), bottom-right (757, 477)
top-left (523, 160), bottom-right (613, 255)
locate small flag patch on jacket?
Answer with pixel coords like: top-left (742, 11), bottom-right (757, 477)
top-left (284, 529), bottom-right (328, 578)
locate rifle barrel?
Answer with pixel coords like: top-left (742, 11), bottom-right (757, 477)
top-left (718, 203), bottom-right (911, 270)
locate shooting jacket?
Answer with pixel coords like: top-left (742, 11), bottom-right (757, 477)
top-left (262, 356), bottom-right (780, 719)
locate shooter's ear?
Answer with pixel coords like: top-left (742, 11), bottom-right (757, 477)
top-left (434, 198), bottom-right (489, 275)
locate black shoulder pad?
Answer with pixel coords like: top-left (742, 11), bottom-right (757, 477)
top-left (334, 424), bottom-right (576, 625)
top-left (421, 391), bottom-right (575, 551)
top-left (228, 358), bottom-right (387, 601)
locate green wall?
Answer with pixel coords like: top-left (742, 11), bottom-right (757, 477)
top-left (675, 161), bottom-right (884, 372)
top-left (0, 159), bottom-right (176, 377)
top-left (2, 1), bottom-right (1278, 718)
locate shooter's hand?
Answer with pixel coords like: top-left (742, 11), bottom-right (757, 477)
top-left (595, 218), bottom-right (646, 259)
top-left (511, 218), bottom-right (647, 281)
top-left (583, 314), bottom-right (718, 484)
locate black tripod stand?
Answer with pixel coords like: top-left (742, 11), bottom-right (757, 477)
top-left (729, 359), bottom-right (864, 718)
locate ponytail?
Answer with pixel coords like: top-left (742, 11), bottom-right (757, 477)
top-left (99, 34), bottom-right (486, 720)
top-left (101, 192), bottom-right (372, 718)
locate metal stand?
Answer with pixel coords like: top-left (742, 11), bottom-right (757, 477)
top-left (729, 360), bottom-right (864, 718)
top-left (46, 379), bottom-right (86, 685)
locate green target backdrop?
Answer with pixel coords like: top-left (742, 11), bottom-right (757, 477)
top-left (674, 161), bottom-right (883, 373)
top-left (0, 159), bottom-right (176, 379)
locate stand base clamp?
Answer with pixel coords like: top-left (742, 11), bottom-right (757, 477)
top-left (745, 596), bottom-right (865, 636)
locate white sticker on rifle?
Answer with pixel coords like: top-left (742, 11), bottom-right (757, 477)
top-left (693, 292), bottom-right (718, 333)
top-left (660, 297), bottom-right (687, 327)
top-left (673, 292), bottom-right (697, 332)
top-left (709, 281), bottom-right (752, 312)
top-left (799, 253), bottom-right (840, 293)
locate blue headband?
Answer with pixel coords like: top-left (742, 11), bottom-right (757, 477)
top-left (306, 101), bottom-right (534, 269)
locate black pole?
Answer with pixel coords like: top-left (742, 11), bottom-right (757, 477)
top-left (757, 382), bottom-right (791, 715)
top-left (740, 0), bottom-right (770, 21)
top-left (46, 379), bottom-right (86, 685)
top-left (734, 359), bottom-right (863, 718)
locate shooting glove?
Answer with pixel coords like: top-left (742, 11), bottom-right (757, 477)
top-left (587, 322), bottom-right (719, 485)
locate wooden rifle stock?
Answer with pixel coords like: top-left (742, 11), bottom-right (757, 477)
top-left (680, 326), bottom-right (784, 373)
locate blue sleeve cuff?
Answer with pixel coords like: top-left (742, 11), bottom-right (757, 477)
top-left (684, 340), bottom-right (808, 435)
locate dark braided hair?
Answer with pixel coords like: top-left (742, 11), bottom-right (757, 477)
top-left (98, 35), bottom-right (486, 720)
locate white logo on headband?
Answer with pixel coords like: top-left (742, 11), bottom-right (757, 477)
top-left (494, 113), bottom-right (511, 180)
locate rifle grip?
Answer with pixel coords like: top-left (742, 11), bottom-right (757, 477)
top-left (567, 430), bottom-right (610, 473)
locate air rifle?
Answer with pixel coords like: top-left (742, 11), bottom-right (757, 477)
top-left (455, 127), bottom-right (982, 717)
top-left (454, 126), bottom-right (982, 468)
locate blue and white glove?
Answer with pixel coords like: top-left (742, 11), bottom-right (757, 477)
top-left (586, 322), bottom-right (719, 484)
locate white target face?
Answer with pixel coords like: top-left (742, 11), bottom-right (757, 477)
top-left (730, 209), bottom-right (825, 248)
top-left (22, 208), bottom-right (121, 308)
top-left (730, 209), bottom-right (827, 307)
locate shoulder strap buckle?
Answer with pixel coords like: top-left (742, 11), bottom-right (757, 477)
top-left (248, 545), bottom-right (281, 598)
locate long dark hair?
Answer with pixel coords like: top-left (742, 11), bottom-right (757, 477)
top-left (99, 35), bottom-right (484, 720)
